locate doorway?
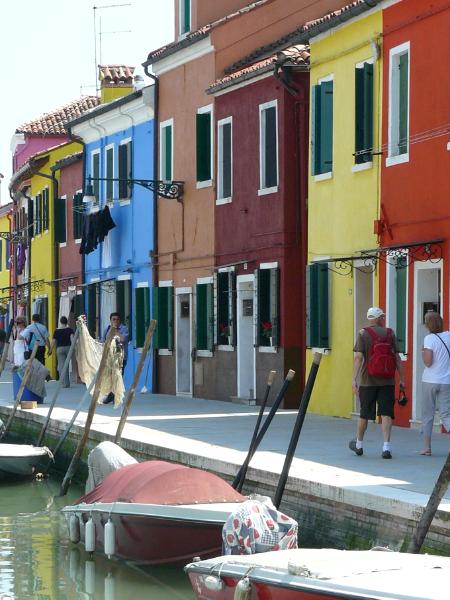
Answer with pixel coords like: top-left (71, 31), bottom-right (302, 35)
top-left (237, 275), bottom-right (256, 400)
top-left (412, 261), bottom-right (442, 424)
top-left (176, 288), bottom-right (192, 396)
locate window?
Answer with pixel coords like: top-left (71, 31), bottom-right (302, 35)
top-left (118, 140), bottom-right (132, 200)
top-left (216, 271), bottom-right (236, 346)
top-left (217, 117), bottom-right (232, 202)
top-left (105, 145), bottom-right (114, 203)
top-left (72, 192), bottom-right (83, 240)
top-left (27, 198), bottom-right (34, 239)
top-left (196, 105), bottom-right (213, 186)
top-left (179, 0), bottom-right (191, 35)
top-left (196, 281), bottom-right (214, 352)
top-left (355, 61), bottom-right (374, 164)
top-left (306, 263), bottom-right (330, 348)
top-left (259, 101), bottom-right (278, 193)
top-left (91, 151), bottom-right (100, 202)
top-left (55, 197), bottom-right (67, 244)
top-left (160, 119), bottom-right (173, 181)
top-left (42, 188), bottom-right (49, 231)
top-left (387, 42), bottom-right (410, 164)
top-left (255, 267), bottom-right (279, 347)
top-left (152, 286), bottom-right (174, 350)
top-left (134, 285), bottom-right (149, 348)
top-left (311, 78), bottom-right (334, 176)
top-left (34, 193), bottom-right (43, 235)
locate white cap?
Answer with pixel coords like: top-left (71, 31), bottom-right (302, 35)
top-left (367, 307), bottom-right (385, 319)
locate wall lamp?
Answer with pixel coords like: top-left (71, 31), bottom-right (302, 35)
top-left (83, 177), bottom-right (184, 202)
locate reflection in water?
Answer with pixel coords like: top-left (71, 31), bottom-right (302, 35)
top-left (0, 478), bottom-right (194, 599)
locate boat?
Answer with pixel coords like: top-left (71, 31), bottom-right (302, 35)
top-left (185, 547), bottom-right (450, 600)
top-left (61, 460), bottom-right (246, 565)
top-left (0, 443), bottom-right (53, 476)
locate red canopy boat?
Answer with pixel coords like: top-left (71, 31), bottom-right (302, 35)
top-left (62, 460), bottom-right (245, 565)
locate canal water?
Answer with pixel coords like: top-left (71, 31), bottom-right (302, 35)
top-left (0, 477), bottom-right (195, 599)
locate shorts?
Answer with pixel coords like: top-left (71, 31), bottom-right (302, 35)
top-left (359, 385), bottom-right (395, 420)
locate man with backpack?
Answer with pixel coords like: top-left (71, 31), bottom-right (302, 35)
top-left (349, 306), bottom-right (405, 459)
top-left (21, 313), bottom-right (52, 366)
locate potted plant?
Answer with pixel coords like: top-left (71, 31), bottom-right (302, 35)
top-left (261, 321), bottom-right (273, 346)
top-left (219, 323), bottom-right (232, 345)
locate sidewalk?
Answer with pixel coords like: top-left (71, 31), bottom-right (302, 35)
top-left (1, 370), bottom-right (449, 507)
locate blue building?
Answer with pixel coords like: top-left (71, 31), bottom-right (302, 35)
top-left (68, 86), bottom-right (155, 390)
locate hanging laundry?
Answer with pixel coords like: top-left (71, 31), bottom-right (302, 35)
top-left (16, 243), bottom-right (26, 275)
top-left (80, 206), bottom-right (116, 255)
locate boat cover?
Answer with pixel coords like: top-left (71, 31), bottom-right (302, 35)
top-left (78, 461), bottom-right (246, 506)
top-left (85, 441), bottom-right (137, 493)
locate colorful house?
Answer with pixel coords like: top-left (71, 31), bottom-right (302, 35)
top-left (0, 202), bottom-right (13, 329)
top-left (67, 82), bottom-right (157, 390)
top-left (379, 0), bottom-right (450, 428)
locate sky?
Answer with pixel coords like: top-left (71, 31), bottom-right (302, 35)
top-left (0, 0), bottom-right (174, 200)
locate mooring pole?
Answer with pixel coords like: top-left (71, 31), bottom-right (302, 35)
top-left (36, 325), bottom-right (81, 447)
top-left (233, 369), bottom-right (295, 492)
top-left (59, 326), bottom-right (116, 496)
top-left (114, 320), bottom-right (156, 445)
top-left (408, 450), bottom-right (450, 553)
top-left (0, 343), bottom-right (39, 441)
top-left (274, 352), bottom-right (322, 509)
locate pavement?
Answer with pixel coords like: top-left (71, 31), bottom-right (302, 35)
top-left (1, 370), bottom-right (449, 511)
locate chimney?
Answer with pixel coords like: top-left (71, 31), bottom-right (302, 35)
top-left (99, 65), bottom-right (135, 104)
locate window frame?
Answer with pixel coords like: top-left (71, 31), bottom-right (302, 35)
top-left (353, 58), bottom-right (374, 169)
top-left (196, 104), bottom-right (213, 189)
top-left (386, 41), bottom-right (410, 167)
top-left (311, 75), bottom-right (334, 180)
top-left (196, 276), bottom-right (214, 357)
top-left (386, 251), bottom-right (409, 358)
top-left (179, 0), bottom-right (191, 37)
top-left (160, 118), bottom-right (174, 182)
top-left (258, 100), bottom-right (279, 195)
top-left (216, 116), bottom-right (233, 205)
top-left (255, 263), bottom-right (279, 353)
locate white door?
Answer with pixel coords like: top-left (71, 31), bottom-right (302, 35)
top-left (413, 262), bottom-right (442, 423)
top-left (353, 265), bottom-right (374, 412)
top-left (237, 276), bottom-right (256, 400)
top-left (176, 289), bottom-right (192, 396)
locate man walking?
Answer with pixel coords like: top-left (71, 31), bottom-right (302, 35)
top-left (102, 312), bottom-right (129, 405)
top-left (350, 306), bottom-right (405, 459)
top-left (21, 313), bottom-right (52, 366)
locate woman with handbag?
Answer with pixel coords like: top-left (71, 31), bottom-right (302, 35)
top-left (421, 311), bottom-right (450, 455)
top-left (13, 317), bottom-right (27, 366)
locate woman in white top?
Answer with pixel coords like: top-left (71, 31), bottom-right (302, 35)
top-left (421, 311), bottom-right (450, 455)
top-left (13, 317), bottom-right (27, 367)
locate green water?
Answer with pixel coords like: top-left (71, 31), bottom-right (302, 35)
top-left (0, 477), bottom-right (195, 599)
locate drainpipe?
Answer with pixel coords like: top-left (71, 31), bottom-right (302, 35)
top-left (20, 188), bottom-right (33, 323)
top-left (143, 65), bottom-right (159, 394)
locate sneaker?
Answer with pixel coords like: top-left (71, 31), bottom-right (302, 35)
top-left (102, 396), bottom-right (114, 405)
top-left (349, 440), bottom-right (363, 456)
top-left (382, 450), bottom-right (392, 459)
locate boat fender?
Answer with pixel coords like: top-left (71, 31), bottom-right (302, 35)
top-left (104, 572), bottom-right (115, 600)
top-left (69, 514), bottom-right (81, 544)
top-left (104, 518), bottom-right (115, 558)
top-left (85, 560), bottom-right (95, 595)
top-left (203, 575), bottom-right (224, 591)
top-left (85, 517), bottom-right (96, 553)
top-left (234, 577), bottom-right (251, 600)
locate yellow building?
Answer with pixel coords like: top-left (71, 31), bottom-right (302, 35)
top-left (307, 8), bottom-right (383, 417)
top-left (0, 203), bottom-right (13, 327)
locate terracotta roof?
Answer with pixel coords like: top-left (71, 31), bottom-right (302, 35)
top-left (207, 44), bottom-right (309, 94)
top-left (143, 0), bottom-right (271, 66)
top-left (15, 96), bottom-right (100, 136)
top-left (225, 0), bottom-right (381, 74)
top-left (99, 65), bottom-right (135, 85)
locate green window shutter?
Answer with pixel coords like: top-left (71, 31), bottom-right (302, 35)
top-left (118, 145), bottom-right (128, 199)
top-left (306, 263), bottom-right (330, 348)
top-left (106, 147), bottom-right (114, 201)
top-left (270, 267), bottom-right (280, 346)
top-left (73, 193), bottom-right (83, 240)
top-left (55, 197), bottom-right (67, 244)
top-left (311, 85), bottom-right (321, 175)
top-left (152, 286), bottom-right (173, 350)
top-left (396, 256), bottom-right (407, 354)
top-left (167, 287), bottom-right (174, 350)
top-left (263, 106), bottom-right (277, 188)
top-left (220, 122), bottom-right (232, 199)
top-left (28, 198), bottom-right (34, 239)
top-left (206, 283), bottom-right (214, 352)
top-left (355, 66), bottom-right (364, 164)
top-left (163, 125), bottom-right (172, 181)
top-left (92, 153), bottom-right (100, 202)
top-left (72, 294), bottom-right (84, 319)
top-left (45, 188), bottom-right (50, 230)
top-left (363, 62), bottom-right (374, 162)
top-left (181, 0), bottom-right (190, 33)
top-left (135, 287), bottom-right (150, 348)
top-left (306, 264), bottom-right (318, 347)
top-left (398, 52), bottom-right (409, 155)
top-left (35, 195), bottom-right (40, 235)
top-left (196, 111), bottom-right (211, 182)
top-left (152, 287), bottom-right (160, 349)
top-left (320, 80), bottom-right (333, 174)
top-left (317, 263), bottom-right (330, 348)
top-left (229, 272), bottom-right (236, 346)
top-left (196, 284), bottom-right (207, 350)
top-left (87, 284), bottom-right (97, 337)
top-left (5, 240), bottom-right (9, 270)
top-left (257, 268), bottom-right (271, 347)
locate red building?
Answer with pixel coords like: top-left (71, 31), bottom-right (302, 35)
top-left (206, 47), bottom-right (310, 407)
top-left (379, 0), bottom-right (450, 427)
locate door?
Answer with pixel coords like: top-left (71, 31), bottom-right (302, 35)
top-left (353, 265), bottom-right (374, 412)
top-left (237, 276), bottom-right (256, 399)
top-left (176, 289), bottom-right (192, 396)
top-left (413, 262), bottom-right (442, 423)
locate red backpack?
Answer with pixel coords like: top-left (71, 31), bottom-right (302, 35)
top-left (365, 327), bottom-right (396, 378)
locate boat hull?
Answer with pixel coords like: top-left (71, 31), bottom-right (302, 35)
top-left (0, 444), bottom-right (51, 476)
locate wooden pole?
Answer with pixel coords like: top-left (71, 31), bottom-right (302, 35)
top-left (274, 352), bottom-right (322, 509)
top-left (408, 450), bottom-right (450, 553)
top-left (0, 319), bottom-right (15, 377)
top-left (59, 326), bottom-right (117, 496)
top-left (36, 325), bottom-right (81, 447)
top-left (114, 320), bottom-right (156, 445)
top-left (0, 343), bottom-right (39, 440)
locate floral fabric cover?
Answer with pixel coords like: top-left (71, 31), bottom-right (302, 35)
top-left (222, 498), bottom-right (298, 555)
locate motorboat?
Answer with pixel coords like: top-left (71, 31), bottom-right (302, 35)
top-left (0, 444), bottom-right (53, 477)
top-left (185, 547), bottom-right (450, 600)
top-left (62, 460), bottom-right (246, 565)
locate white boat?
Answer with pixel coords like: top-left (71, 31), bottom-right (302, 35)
top-left (0, 444), bottom-right (53, 476)
top-left (185, 547), bottom-right (450, 600)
